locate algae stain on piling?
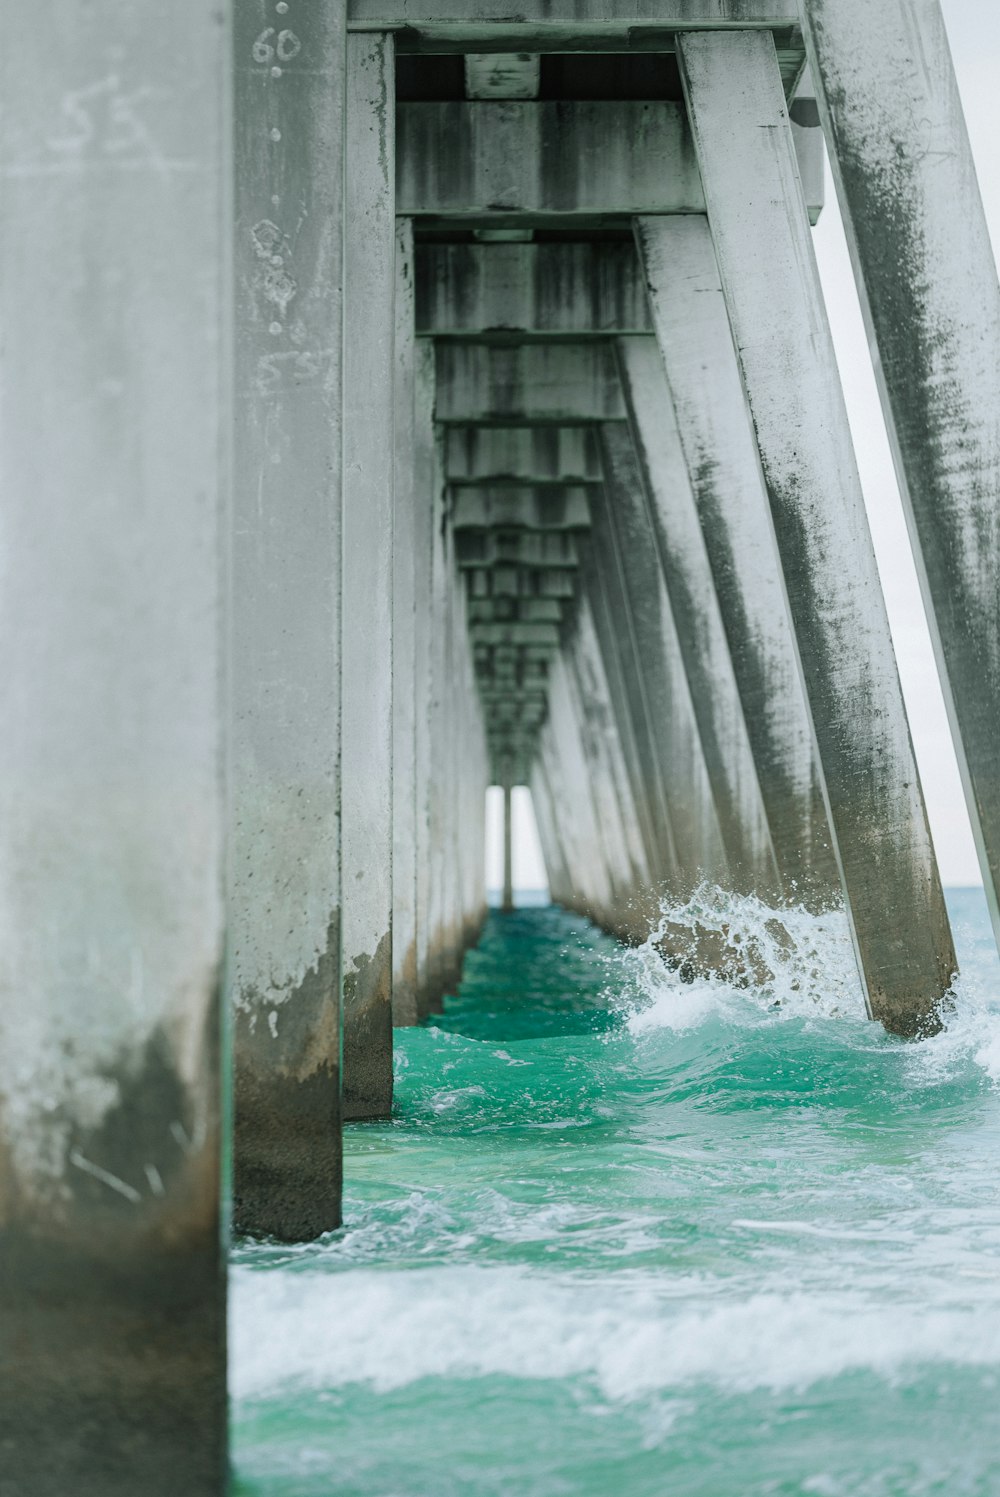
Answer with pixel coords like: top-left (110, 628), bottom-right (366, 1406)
top-left (343, 929), bottom-right (393, 1121)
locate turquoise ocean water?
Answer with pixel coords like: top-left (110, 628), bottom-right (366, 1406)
top-left (232, 887), bottom-right (1000, 1496)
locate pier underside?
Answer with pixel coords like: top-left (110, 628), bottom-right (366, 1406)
top-left (3, 1), bottom-right (1000, 1488)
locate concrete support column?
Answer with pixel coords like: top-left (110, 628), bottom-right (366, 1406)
top-left (530, 757), bottom-right (572, 906)
top-left (422, 417), bottom-right (456, 1009)
top-left (502, 782), bottom-right (515, 912)
top-left (563, 604), bottom-right (652, 937)
top-left (802, 0), bottom-right (1000, 949)
top-left (393, 220), bottom-right (419, 1026)
top-left (0, 1), bottom-right (228, 1488)
top-left (342, 32), bottom-right (395, 1115)
top-left (540, 676), bottom-right (617, 926)
top-left (412, 340), bottom-right (437, 1017)
top-left (578, 530), bottom-right (674, 896)
top-left (232, 0), bottom-right (346, 1243)
top-left (614, 340), bottom-right (781, 900)
top-left (589, 441), bottom-right (730, 890)
top-left (678, 29), bottom-right (956, 1034)
top-left (634, 215), bottom-right (839, 908)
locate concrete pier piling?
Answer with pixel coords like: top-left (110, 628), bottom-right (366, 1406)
top-left (393, 220), bottom-right (421, 1027)
top-left (802, 0), bottom-right (1000, 951)
top-left (232, 0), bottom-right (347, 1243)
top-left (678, 28), bottom-right (956, 1033)
top-left (9, 3), bottom-right (999, 1474)
top-left (588, 439), bottom-right (729, 892)
top-left (634, 215), bottom-right (839, 908)
top-left (342, 33), bottom-right (396, 1118)
top-left (613, 341), bottom-right (781, 900)
top-left (0, 0), bottom-right (228, 1487)
top-left (502, 783), bottom-right (515, 912)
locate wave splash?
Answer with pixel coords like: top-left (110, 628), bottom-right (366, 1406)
top-left (613, 884), bottom-right (864, 1034)
top-left (231, 1263), bottom-right (1000, 1404)
top-left (614, 884), bottom-right (1000, 1081)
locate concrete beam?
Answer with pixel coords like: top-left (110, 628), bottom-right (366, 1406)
top-left (634, 215), bottom-right (840, 905)
top-left (450, 485), bottom-right (592, 530)
top-left (612, 344), bottom-right (782, 897)
top-left (803, 0), bottom-right (1000, 953)
top-left (445, 425), bottom-right (601, 483)
top-left (468, 598), bottom-right (566, 622)
top-left (465, 52), bottom-right (540, 97)
top-left (342, 33), bottom-right (395, 1115)
top-left (436, 343), bottom-right (626, 424)
top-left (232, 0), bottom-right (347, 1243)
top-left (0, 1), bottom-right (228, 1486)
top-left (416, 243), bottom-right (651, 337)
top-left (679, 28), bottom-right (956, 1034)
top-left (469, 622), bottom-right (561, 646)
top-left (454, 530), bottom-right (580, 567)
top-left (351, 0), bottom-right (803, 46)
top-left (468, 566), bottom-right (577, 596)
top-left (398, 102), bottom-right (823, 225)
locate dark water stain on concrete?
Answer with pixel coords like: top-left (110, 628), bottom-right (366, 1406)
top-left (343, 929), bottom-right (393, 1121)
top-left (234, 915), bottom-right (342, 1242)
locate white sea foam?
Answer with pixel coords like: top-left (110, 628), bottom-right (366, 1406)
top-left (615, 885), bottom-right (865, 1036)
top-left (230, 1263), bottom-right (1000, 1404)
top-left (613, 886), bottom-right (1000, 1095)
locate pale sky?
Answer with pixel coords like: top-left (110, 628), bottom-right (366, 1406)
top-left (491, 2), bottom-right (999, 892)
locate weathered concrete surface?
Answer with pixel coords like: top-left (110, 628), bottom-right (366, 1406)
top-left (465, 51), bottom-right (540, 97)
top-left (530, 757), bottom-right (573, 905)
top-left (398, 101), bottom-right (702, 223)
top-left (613, 343), bottom-right (781, 899)
top-left (635, 215), bottom-right (839, 907)
top-left (587, 456), bottom-right (729, 891)
top-left (393, 220), bottom-right (420, 1027)
top-left (417, 243), bottom-right (652, 337)
top-left (455, 529), bottom-right (581, 570)
top-left (352, 0), bottom-right (803, 37)
top-left (343, 33), bottom-right (395, 1118)
top-left (802, 0), bottom-right (1000, 950)
top-left (422, 414), bottom-right (455, 1010)
top-left (577, 527), bottom-right (677, 892)
top-left (413, 340), bottom-right (438, 1017)
top-left (445, 425), bottom-right (601, 483)
top-left (0, 0), bottom-right (227, 1487)
top-left (232, 0), bottom-right (346, 1244)
top-left (436, 344), bottom-right (626, 424)
top-left (451, 485), bottom-right (592, 531)
top-left (563, 601), bottom-right (655, 935)
top-left (541, 667), bottom-right (618, 926)
top-left (679, 28), bottom-right (956, 1034)
top-left (233, 930), bottom-right (341, 1242)
top-left (398, 103), bottom-right (822, 226)
top-left (502, 785), bottom-right (515, 909)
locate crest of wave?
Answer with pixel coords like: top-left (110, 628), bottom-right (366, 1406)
top-left (612, 882), bottom-right (866, 1034)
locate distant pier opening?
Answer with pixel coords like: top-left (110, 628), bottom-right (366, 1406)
top-left (485, 785), bottom-right (549, 908)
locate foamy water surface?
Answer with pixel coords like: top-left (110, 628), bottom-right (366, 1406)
top-left (232, 888), bottom-right (1000, 1496)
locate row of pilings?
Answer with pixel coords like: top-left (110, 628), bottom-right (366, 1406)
top-left (2, 2), bottom-right (999, 1492)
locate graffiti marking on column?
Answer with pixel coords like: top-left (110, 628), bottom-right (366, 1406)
top-left (252, 28), bottom-right (302, 64)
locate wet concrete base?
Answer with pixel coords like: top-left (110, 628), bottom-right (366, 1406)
top-left (234, 1061), bottom-right (342, 1241)
top-left (0, 1223), bottom-right (224, 1496)
top-left (234, 934), bottom-right (343, 1240)
top-left (344, 931), bottom-right (394, 1121)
